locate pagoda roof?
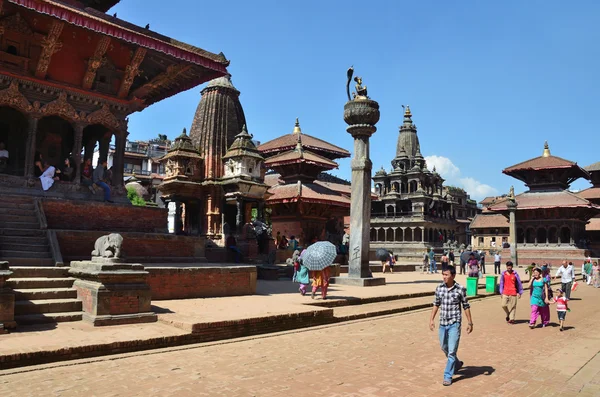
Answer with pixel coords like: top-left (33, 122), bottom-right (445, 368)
top-left (258, 119), bottom-right (350, 160)
top-left (586, 217), bottom-right (600, 232)
top-left (77, 0), bottom-right (120, 12)
top-left (470, 213), bottom-right (509, 229)
top-left (266, 182), bottom-right (351, 207)
top-left (488, 190), bottom-right (599, 211)
top-left (264, 146), bottom-right (338, 170)
top-left (479, 196), bottom-right (498, 206)
top-left (585, 162), bottom-right (600, 172)
top-left (11, 0), bottom-right (229, 70)
top-left (577, 187), bottom-right (600, 201)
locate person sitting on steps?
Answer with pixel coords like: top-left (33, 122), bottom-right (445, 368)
top-left (93, 160), bottom-right (113, 203)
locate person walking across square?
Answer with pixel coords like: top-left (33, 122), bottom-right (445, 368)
top-left (494, 251), bottom-right (502, 275)
top-left (554, 260), bottom-right (575, 300)
top-left (550, 288), bottom-right (569, 332)
top-left (499, 261), bottom-right (523, 324)
top-left (429, 265), bottom-right (473, 387)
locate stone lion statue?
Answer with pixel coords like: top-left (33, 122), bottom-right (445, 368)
top-left (91, 233), bottom-right (123, 258)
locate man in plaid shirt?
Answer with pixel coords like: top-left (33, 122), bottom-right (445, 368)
top-left (429, 265), bottom-right (474, 386)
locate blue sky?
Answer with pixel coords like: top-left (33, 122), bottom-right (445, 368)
top-left (111, 0), bottom-right (600, 201)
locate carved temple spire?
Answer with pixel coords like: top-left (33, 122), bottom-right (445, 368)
top-left (542, 141), bottom-right (551, 157)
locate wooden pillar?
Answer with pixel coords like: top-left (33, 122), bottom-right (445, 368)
top-left (24, 115), bottom-right (39, 178)
top-left (113, 132), bottom-right (126, 186)
top-left (72, 123), bottom-right (85, 183)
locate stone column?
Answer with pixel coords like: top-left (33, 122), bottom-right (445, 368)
top-left (331, 75), bottom-right (384, 287)
top-left (421, 228), bottom-right (426, 243)
top-left (72, 123), bottom-right (85, 182)
top-left (174, 200), bottom-right (183, 234)
top-left (24, 115), bottom-right (39, 178)
top-left (507, 197), bottom-right (518, 267)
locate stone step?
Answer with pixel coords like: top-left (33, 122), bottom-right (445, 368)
top-left (0, 228), bottom-right (46, 237)
top-left (1, 236), bottom-right (48, 245)
top-left (0, 203), bottom-right (35, 211)
top-left (0, 243), bottom-right (49, 253)
top-left (7, 277), bottom-right (75, 289)
top-left (0, 214), bottom-right (38, 223)
top-left (15, 299), bottom-right (82, 315)
top-left (0, 221), bottom-right (40, 229)
top-left (14, 288), bottom-right (78, 300)
top-left (9, 266), bottom-right (70, 278)
top-left (0, 207), bottom-right (35, 216)
top-left (14, 312), bottom-right (83, 325)
top-left (0, 250), bottom-right (52, 259)
top-left (0, 258), bottom-right (55, 266)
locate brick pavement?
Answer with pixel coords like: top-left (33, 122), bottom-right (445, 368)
top-left (1, 276), bottom-right (599, 396)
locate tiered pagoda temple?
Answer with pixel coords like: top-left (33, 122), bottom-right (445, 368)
top-left (370, 106), bottom-right (478, 262)
top-left (259, 119), bottom-right (352, 248)
top-left (0, 0), bottom-right (228, 197)
top-left (472, 142), bottom-right (600, 264)
top-left (577, 162), bottom-right (600, 255)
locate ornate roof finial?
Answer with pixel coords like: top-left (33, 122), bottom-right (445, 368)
top-left (433, 165), bottom-right (437, 173)
top-left (293, 118), bottom-right (302, 134)
top-left (403, 105), bottom-right (412, 118)
top-left (542, 141), bottom-right (551, 157)
top-left (508, 185), bottom-right (515, 200)
top-left (295, 132), bottom-right (303, 154)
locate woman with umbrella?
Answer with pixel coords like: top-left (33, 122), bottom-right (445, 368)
top-left (302, 241), bottom-right (338, 300)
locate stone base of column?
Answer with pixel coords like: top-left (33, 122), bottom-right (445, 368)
top-left (0, 262), bottom-right (16, 331)
top-left (329, 276), bottom-right (386, 287)
top-left (69, 258), bottom-right (157, 327)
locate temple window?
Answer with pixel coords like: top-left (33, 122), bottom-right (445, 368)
top-left (6, 45), bottom-right (18, 56)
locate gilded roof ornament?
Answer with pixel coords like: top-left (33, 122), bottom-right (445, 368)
top-left (293, 118), bottom-right (302, 134)
top-left (542, 141), bottom-right (551, 157)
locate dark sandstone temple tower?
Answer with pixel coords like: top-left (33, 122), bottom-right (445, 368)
top-left (189, 75), bottom-right (247, 240)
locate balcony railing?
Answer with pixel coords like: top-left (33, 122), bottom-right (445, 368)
top-left (125, 147), bottom-right (147, 155)
top-left (124, 168), bottom-right (151, 176)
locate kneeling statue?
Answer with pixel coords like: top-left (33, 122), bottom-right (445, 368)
top-left (91, 233), bottom-right (123, 258)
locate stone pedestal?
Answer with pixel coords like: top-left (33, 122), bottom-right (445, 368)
top-left (69, 257), bottom-right (157, 326)
top-left (331, 88), bottom-right (385, 287)
top-left (0, 261), bottom-right (16, 333)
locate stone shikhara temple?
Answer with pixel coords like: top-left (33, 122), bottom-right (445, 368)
top-left (370, 106), bottom-right (479, 262)
top-left (471, 142), bottom-right (600, 265)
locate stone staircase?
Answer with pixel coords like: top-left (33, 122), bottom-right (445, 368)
top-left (7, 267), bottom-right (82, 325)
top-left (0, 195), bottom-right (54, 266)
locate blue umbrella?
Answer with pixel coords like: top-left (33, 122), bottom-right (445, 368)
top-left (301, 241), bottom-right (337, 271)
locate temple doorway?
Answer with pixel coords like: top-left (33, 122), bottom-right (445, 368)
top-left (0, 106), bottom-right (27, 175)
top-left (36, 116), bottom-right (74, 170)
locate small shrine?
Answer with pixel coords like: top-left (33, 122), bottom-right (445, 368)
top-left (158, 128), bottom-right (204, 235)
top-left (221, 125), bottom-right (270, 234)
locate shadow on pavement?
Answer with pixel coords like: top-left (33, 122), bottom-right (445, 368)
top-left (4, 322), bottom-right (58, 333)
top-left (453, 365), bottom-right (495, 382)
top-left (152, 305), bottom-right (175, 314)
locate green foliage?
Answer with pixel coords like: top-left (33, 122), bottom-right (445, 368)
top-left (126, 186), bottom-right (146, 206)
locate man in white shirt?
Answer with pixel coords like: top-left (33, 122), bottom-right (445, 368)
top-left (0, 142), bottom-right (8, 172)
top-left (554, 260), bottom-right (575, 300)
top-left (494, 252), bottom-right (502, 274)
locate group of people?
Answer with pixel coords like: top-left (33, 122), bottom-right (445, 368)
top-left (430, 257), bottom-right (595, 386)
top-left (35, 155), bottom-right (113, 203)
top-left (275, 232), bottom-right (299, 251)
top-left (291, 249), bottom-right (330, 299)
top-left (423, 248), bottom-right (456, 274)
top-left (582, 258), bottom-right (600, 287)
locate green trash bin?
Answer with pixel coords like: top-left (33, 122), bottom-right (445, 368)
top-left (466, 277), bottom-right (478, 297)
top-left (485, 275), bottom-right (498, 293)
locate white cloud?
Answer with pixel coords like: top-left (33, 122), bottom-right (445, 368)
top-left (425, 155), bottom-right (498, 201)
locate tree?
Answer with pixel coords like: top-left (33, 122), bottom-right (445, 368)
top-left (126, 186), bottom-right (146, 206)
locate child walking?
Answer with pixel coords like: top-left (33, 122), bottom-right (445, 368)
top-left (551, 288), bottom-right (570, 332)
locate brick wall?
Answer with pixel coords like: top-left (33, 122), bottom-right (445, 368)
top-left (43, 199), bottom-right (168, 233)
top-left (56, 231), bottom-right (205, 262)
top-left (147, 266), bottom-right (257, 300)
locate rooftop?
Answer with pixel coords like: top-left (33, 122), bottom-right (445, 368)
top-left (470, 213), bottom-right (509, 229)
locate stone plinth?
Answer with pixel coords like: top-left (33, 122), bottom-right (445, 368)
top-left (69, 257), bottom-right (157, 326)
top-left (0, 261), bottom-right (16, 332)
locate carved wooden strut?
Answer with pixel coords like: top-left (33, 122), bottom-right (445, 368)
top-left (35, 20), bottom-right (64, 79)
top-left (118, 47), bottom-right (146, 98)
top-left (82, 36), bottom-right (111, 90)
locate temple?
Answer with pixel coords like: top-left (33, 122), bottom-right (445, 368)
top-left (369, 106), bottom-right (478, 262)
top-left (259, 119), bottom-right (352, 250)
top-left (0, 0), bottom-right (228, 197)
top-left (578, 162), bottom-right (600, 253)
top-left (472, 142), bottom-right (600, 264)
